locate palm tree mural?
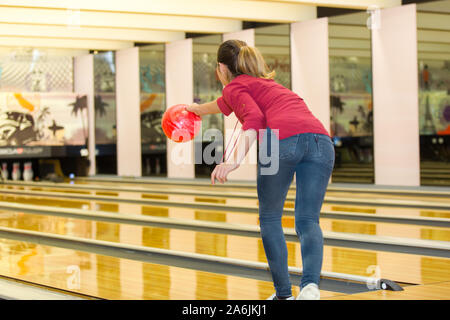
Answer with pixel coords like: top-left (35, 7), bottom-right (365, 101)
top-left (48, 120), bottom-right (64, 137)
top-left (37, 106), bottom-right (50, 123)
top-left (36, 106), bottom-right (50, 139)
top-left (69, 95), bottom-right (88, 145)
top-left (95, 95), bottom-right (109, 117)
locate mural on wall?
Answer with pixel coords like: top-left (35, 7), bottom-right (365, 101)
top-left (140, 93), bottom-right (166, 145)
top-left (94, 93), bottom-right (116, 145)
top-left (139, 47), bottom-right (167, 146)
top-left (264, 54), bottom-right (291, 89)
top-left (0, 48), bottom-right (84, 147)
top-left (0, 92), bottom-right (88, 147)
top-left (94, 52), bottom-right (117, 145)
top-left (329, 56), bottom-right (373, 138)
top-left (193, 51), bottom-right (223, 140)
top-left (330, 93), bottom-right (373, 137)
top-left (418, 60), bottom-right (450, 136)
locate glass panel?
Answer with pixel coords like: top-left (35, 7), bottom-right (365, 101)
top-left (255, 24), bottom-right (291, 89)
top-left (417, 0), bottom-right (450, 186)
top-left (94, 51), bottom-right (117, 174)
top-left (193, 35), bottom-right (224, 178)
top-left (328, 12), bottom-right (374, 184)
top-left (139, 44), bottom-right (167, 177)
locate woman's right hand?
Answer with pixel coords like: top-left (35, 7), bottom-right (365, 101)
top-left (186, 103), bottom-right (200, 115)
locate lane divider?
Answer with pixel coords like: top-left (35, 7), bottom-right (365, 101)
top-left (0, 276), bottom-right (89, 300)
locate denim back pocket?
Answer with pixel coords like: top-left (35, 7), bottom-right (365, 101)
top-left (279, 135), bottom-right (299, 160)
top-left (310, 134), bottom-right (335, 167)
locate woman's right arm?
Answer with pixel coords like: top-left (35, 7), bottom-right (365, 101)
top-left (186, 99), bottom-right (221, 116)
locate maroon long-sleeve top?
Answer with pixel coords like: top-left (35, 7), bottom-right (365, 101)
top-left (216, 74), bottom-right (330, 140)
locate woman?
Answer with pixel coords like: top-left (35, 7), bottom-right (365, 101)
top-left (187, 39), bottom-right (335, 300)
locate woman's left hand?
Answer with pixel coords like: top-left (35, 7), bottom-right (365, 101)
top-left (211, 163), bottom-right (239, 185)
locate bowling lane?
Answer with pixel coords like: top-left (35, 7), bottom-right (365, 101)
top-left (0, 210), bottom-right (449, 285)
top-left (321, 203), bottom-right (450, 219)
top-left (0, 183), bottom-right (259, 207)
top-left (325, 191), bottom-right (450, 204)
top-left (2, 184), bottom-right (450, 220)
top-left (0, 237), bottom-right (311, 300)
top-left (72, 178), bottom-right (450, 204)
top-left (0, 193), bottom-right (449, 242)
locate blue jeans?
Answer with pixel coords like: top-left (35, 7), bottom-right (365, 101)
top-left (257, 129), bottom-right (335, 297)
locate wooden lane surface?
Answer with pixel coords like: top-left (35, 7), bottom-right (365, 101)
top-left (72, 179), bottom-right (450, 203)
top-left (1, 193), bottom-right (449, 242)
top-left (325, 191), bottom-right (450, 204)
top-left (0, 238), bottom-right (320, 300)
top-left (3, 184), bottom-right (450, 221)
top-left (1, 211), bottom-right (449, 286)
top-left (324, 281), bottom-right (450, 300)
top-left (7, 183), bottom-right (450, 205)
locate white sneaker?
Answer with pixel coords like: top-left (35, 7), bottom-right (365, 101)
top-left (296, 283), bottom-right (320, 300)
top-left (266, 293), bottom-right (295, 300)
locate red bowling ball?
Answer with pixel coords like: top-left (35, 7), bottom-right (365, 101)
top-left (161, 104), bottom-right (202, 143)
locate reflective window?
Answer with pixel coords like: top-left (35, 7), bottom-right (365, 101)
top-left (139, 44), bottom-right (167, 177)
top-left (417, 0), bottom-right (450, 186)
top-left (328, 12), bottom-right (374, 184)
top-left (255, 24), bottom-right (291, 89)
top-left (193, 35), bottom-right (224, 178)
top-left (94, 51), bottom-right (117, 174)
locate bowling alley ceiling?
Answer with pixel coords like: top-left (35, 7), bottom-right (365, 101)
top-left (0, 0), bottom-right (405, 50)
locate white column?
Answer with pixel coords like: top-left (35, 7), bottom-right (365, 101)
top-left (372, 4), bottom-right (420, 186)
top-left (73, 54), bottom-right (95, 176)
top-left (165, 38), bottom-right (195, 179)
top-left (291, 18), bottom-right (330, 135)
top-left (115, 47), bottom-right (142, 177)
top-left (223, 29), bottom-right (257, 181)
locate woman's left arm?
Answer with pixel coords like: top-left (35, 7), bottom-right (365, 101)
top-left (211, 83), bottom-right (264, 184)
top-left (211, 128), bottom-right (257, 185)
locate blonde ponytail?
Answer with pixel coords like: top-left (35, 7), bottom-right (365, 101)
top-left (236, 46), bottom-right (275, 80)
top-left (217, 40), bottom-right (275, 81)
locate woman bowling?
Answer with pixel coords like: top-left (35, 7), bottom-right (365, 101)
top-left (186, 40), bottom-right (335, 300)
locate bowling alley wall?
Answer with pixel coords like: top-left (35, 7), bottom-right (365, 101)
top-left (0, 2), bottom-right (448, 186)
top-left (0, 48), bottom-right (88, 147)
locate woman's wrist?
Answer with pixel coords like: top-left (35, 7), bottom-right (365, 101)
top-left (223, 161), bottom-right (240, 170)
top-left (192, 104), bottom-right (201, 115)
top-left (187, 100), bottom-right (221, 116)
top-left (187, 103), bottom-right (201, 116)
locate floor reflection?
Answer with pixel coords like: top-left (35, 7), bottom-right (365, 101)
top-left (332, 220), bottom-right (377, 235)
top-left (0, 180), bottom-right (448, 299)
top-left (331, 247), bottom-right (377, 277)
